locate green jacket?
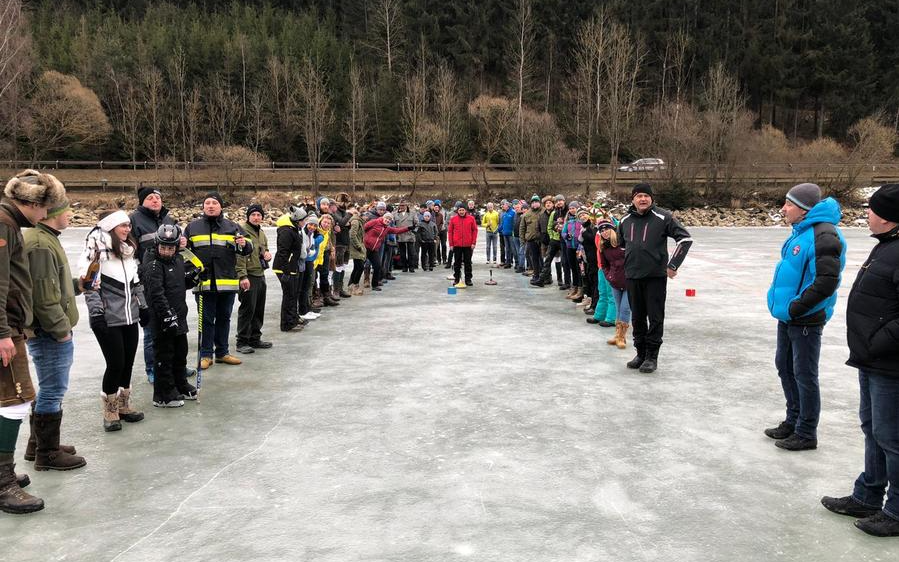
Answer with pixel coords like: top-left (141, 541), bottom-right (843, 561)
top-left (236, 222), bottom-right (269, 279)
top-left (24, 223), bottom-right (80, 340)
top-left (349, 215), bottom-right (366, 260)
top-left (519, 209), bottom-right (542, 242)
top-left (0, 200), bottom-right (33, 338)
top-left (547, 210), bottom-right (561, 242)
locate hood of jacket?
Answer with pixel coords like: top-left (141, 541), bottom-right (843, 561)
top-left (792, 197), bottom-right (842, 234)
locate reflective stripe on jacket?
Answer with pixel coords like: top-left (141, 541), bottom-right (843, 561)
top-left (184, 215), bottom-right (253, 292)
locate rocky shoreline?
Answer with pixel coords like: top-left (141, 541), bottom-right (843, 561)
top-left (64, 203), bottom-right (870, 229)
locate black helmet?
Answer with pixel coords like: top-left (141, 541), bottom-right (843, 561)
top-left (155, 224), bottom-right (182, 247)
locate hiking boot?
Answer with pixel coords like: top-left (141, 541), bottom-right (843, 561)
top-left (200, 357), bottom-right (214, 370)
top-left (626, 354), bottom-right (645, 369)
top-left (764, 421), bottom-right (795, 440)
top-left (236, 344), bottom-right (255, 354)
top-left (639, 359), bottom-right (658, 373)
top-left (617, 322), bottom-right (629, 350)
top-left (855, 511), bottom-right (899, 537)
top-left (586, 317), bottom-right (600, 325)
top-left (339, 288), bottom-right (352, 298)
top-left (598, 320), bottom-right (615, 327)
top-left (821, 496), bottom-right (881, 518)
top-left (215, 355), bottom-right (242, 365)
top-left (0, 462), bottom-right (44, 514)
top-left (775, 434), bottom-right (817, 450)
top-left (529, 279), bottom-right (545, 287)
top-left (117, 387), bottom-right (145, 423)
top-left (101, 391), bottom-right (122, 432)
top-left (249, 340), bottom-right (273, 349)
top-left (323, 294), bottom-right (341, 307)
top-left (33, 411), bottom-right (87, 472)
top-left (289, 323), bottom-right (305, 332)
top-left (607, 322), bottom-right (620, 346)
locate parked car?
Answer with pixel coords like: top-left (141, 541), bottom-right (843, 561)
top-left (618, 158), bottom-right (666, 172)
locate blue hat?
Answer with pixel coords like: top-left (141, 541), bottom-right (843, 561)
top-left (434, 199), bottom-right (442, 206)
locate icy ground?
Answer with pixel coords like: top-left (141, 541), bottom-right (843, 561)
top-left (1, 226), bottom-right (892, 562)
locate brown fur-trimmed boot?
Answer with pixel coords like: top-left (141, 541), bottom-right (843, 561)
top-left (616, 322), bottom-right (629, 350)
top-left (101, 391), bottom-right (122, 432)
top-left (607, 322), bottom-right (621, 346)
top-left (363, 269), bottom-right (371, 289)
top-left (33, 411), bottom-right (87, 472)
top-left (116, 387), bottom-right (145, 423)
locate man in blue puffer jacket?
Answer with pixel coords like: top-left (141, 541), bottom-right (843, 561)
top-left (766, 183), bottom-right (846, 451)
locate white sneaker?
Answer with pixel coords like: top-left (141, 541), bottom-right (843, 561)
top-left (301, 312), bottom-right (319, 320)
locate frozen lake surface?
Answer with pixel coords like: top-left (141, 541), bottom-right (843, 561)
top-left (1, 226), bottom-right (890, 561)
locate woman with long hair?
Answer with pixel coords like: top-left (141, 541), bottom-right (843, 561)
top-left (597, 219), bottom-right (630, 350)
top-left (79, 210), bottom-right (146, 432)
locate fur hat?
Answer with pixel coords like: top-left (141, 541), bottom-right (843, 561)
top-left (4, 169), bottom-right (66, 207)
top-left (335, 192), bottom-right (352, 206)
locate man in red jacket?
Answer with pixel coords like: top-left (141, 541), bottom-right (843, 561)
top-left (447, 201), bottom-right (478, 287)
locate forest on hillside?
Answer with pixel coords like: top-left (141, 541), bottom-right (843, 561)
top-left (0, 0), bottom-right (897, 196)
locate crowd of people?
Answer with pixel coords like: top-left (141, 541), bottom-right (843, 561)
top-left (0, 169), bottom-right (897, 540)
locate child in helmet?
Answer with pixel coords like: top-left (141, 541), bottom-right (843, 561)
top-left (140, 224), bottom-right (203, 407)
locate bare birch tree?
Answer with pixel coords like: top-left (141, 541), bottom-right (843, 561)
top-left (468, 95), bottom-right (516, 195)
top-left (342, 57), bottom-right (368, 190)
top-left (508, 0), bottom-right (535, 143)
top-left (206, 73), bottom-right (241, 148)
top-left (297, 56), bottom-right (334, 196)
top-left (245, 87), bottom-right (271, 169)
top-left (370, 0), bottom-right (404, 75)
top-left (139, 64), bottom-right (165, 164)
top-left (701, 61), bottom-right (745, 191)
top-left (433, 60), bottom-right (466, 189)
top-left (569, 13), bottom-right (609, 176)
top-left (401, 67), bottom-right (437, 195)
top-left (167, 46), bottom-right (189, 164)
top-left (108, 67), bottom-right (142, 166)
top-left (600, 23), bottom-right (644, 192)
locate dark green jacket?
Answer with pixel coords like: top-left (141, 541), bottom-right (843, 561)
top-left (25, 223), bottom-right (80, 340)
top-left (0, 200), bottom-right (33, 338)
top-left (519, 209), bottom-right (542, 242)
top-left (236, 221), bottom-right (269, 279)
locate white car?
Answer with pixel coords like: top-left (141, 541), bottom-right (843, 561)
top-left (618, 158), bottom-right (666, 172)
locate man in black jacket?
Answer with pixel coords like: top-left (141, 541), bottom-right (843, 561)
top-left (617, 183), bottom-right (692, 373)
top-left (821, 184), bottom-right (899, 537)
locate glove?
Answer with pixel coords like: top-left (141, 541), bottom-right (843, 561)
top-left (185, 267), bottom-right (202, 287)
top-left (139, 307), bottom-right (150, 327)
top-left (89, 314), bottom-right (108, 334)
top-left (162, 310), bottom-right (179, 334)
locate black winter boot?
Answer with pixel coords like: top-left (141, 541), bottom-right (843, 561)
top-left (626, 351), bottom-right (645, 369)
top-left (638, 349), bottom-right (659, 373)
top-left (34, 411), bottom-right (87, 472)
top-left (25, 408), bottom-right (76, 462)
top-left (0, 459), bottom-right (44, 514)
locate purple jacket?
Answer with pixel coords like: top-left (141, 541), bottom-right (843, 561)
top-left (600, 244), bottom-right (627, 290)
top-left (561, 215), bottom-right (582, 249)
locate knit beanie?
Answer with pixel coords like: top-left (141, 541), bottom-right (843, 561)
top-left (246, 203), bottom-right (264, 220)
top-left (869, 184), bottom-right (899, 223)
top-left (632, 183), bottom-right (654, 198)
top-left (423, 211), bottom-right (432, 220)
top-left (46, 197), bottom-right (70, 219)
top-left (204, 191), bottom-right (225, 207)
top-left (785, 183), bottom-right (821, 211)
top-left (138, 187), bottom-right (161, 206)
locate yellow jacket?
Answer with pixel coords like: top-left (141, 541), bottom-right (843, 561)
top-left (313, 228), bottom-right (331, 268)
top-left (481, 210), bottom-right (499, 233)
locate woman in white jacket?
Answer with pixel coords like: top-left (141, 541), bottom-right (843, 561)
top-left (79, 210), bottom-right (147, 432)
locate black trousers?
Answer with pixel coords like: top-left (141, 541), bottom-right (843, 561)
top-left (278, 274), bottom-right (300, 330)
top-left (349, 258), bottom-right (365, 285)
top-left (627, 276), bottom-right (668, 357)
top-left (583, 262), bottom-right (598, 302)
top-left (526, 241), bottom-right (542, 282)
top-left (367, 249), bottom-right (383, 288)
top-left (318, 253), bottom-right (330, 293)
top-left (438, 231), bottom-right (448, 263)
top-left (237, 275), bottom-right (266, 345)
top-left (298, 267), bottom-right (314, 315)
top-left (560, 244), bottom-right (572, 285)
top-left (420, 241), bottom-right (435, 269)
top-left (540, 240), bottom-right (562, 282)
top-left (453, 246), bottom-right (473, 283)
top-left (95, 323), bottom-right (139, 395)
top-left (565, 247), bottom-right (582, 287)
top-left (499, 234), bottom-right (507, 263)
top-left (399, 241), bottom-right (416, 270)
top-left (154, 331), bottom-right (189, 402)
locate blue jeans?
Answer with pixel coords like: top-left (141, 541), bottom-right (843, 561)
top-left (142, 323), bottom-right (155, 379)
top-left (196, 291), bottom-right (236, 359)
top-left (485, 232), bottom-right (498, 261)
top-left (26, 332), bottom-right (74, 414)
top-left (611, 287), bottom-right (631, 323)
top-left (852, 370), bottom-right (899, 520)
top-left (774, 322), bottom-right (823, 440)
top-left (502, 235), bottom-right (514, 266)
top-left (510, 237), bottom-right (521, 268)
top-left (516, 238), bottom-right (526, 270)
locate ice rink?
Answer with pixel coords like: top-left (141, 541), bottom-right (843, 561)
top-left (1, 226), bottom-right (892, 561)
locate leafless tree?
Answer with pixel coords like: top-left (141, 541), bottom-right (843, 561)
top-left (468, 95), bottom-right (516, 195)
top-left (600, 22), bottom-right (644, 192)
top-left (206, 73), bottom-right (242, 148)
top-left (185, 86), bottom-right (203, 182)
top-left (296, 56), bottom-right (334, 196)
top-left (370, 0), bottom-right (404, 75)
top-left (401, 66), bottom-right (437, 195)
top-left (342, 57), bottom-right (368, 190)
top-left (568, 13), bottom-right (609, 180)
top-left (701, 61), bottom-right (746, 191)
top-left (244, 87), bottom-right (271, 169)
top-left (266, 55), bottom-right (299, 150)
top-left (167, 46), bottom-right (189, 165)
top-left (0, 0), bottom-right (30, 156)
top-left (139, 64), bottom-right (165, 165)
top-left (25, 71), bottom-right (111, 160)
top-left (508, 0), bottom-right (535, 142)
top-left (108, 67), bottom-right (142, 167)
top-left (433, 60), bottom-right (466, 189)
